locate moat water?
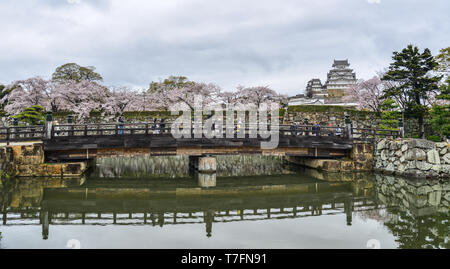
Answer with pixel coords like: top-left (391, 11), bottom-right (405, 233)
top-left (0, 164), bottom-right (448, 249)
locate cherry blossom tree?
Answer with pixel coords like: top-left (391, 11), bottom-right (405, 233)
top-left (342, 76), bottom-right (386, 112)
top-left (217, 90), bottom-right (247, 107)
top-left (1, 77), bottom-right (53, 115)
top-left (236, 86), bottom-right (282, 108)
top-left (171, 83), bottom-right (220, 110)
top-left (53, 80), bottom-right (110, 120)
top-left (106, 87), bottom-right (159, 115)
top-left (149, 81), bottom-right (221, 110)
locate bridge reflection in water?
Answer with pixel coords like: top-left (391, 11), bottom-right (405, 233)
top-left (1, 174), bottom-right (377, 240)
top-left (1, 173), bottom-right (448, 249)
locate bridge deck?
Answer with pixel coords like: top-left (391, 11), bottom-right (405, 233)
top-left (43, 133), bottom-right (354, 161)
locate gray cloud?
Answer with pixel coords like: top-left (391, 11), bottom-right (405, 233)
top-left (0, 0), bottom-right (448, 96)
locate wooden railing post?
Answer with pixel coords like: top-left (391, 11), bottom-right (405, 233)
top-left (67, 115), bottom-right (73, 137)
top-left (44, 111), bottom-right (53, 140)
top-left (84, 125), bottom-right (88, 136)
top-left (6, 127), bottom-right (10, 145)
top-left (304, 118), bottom-right (309, 136)
top-left (345, 115), bottom-right (352, 139)
top-left (398, 118), bottom-right (404, 138)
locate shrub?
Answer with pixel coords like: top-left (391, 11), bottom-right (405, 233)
top-left (427, 135), bottom-right (442, 142)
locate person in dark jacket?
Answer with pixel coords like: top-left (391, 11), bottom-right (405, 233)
top-left (160, 118), bottom-right (166, 133)
top-left (290, 122), bottom-right (295, 136)
top-left (315, 122), bottom-right (321, 136)
top-left (118, 116), bottom-right (124, 135)
top-left (311, 122), bottom-right (317, 136)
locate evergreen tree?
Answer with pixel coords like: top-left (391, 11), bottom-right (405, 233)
top-left (12, 105), bottom-right (46, 125)
top-left (379, 99), bottom-right (401, 130)
top-left (430, 78), bottom-right (450, 138)
top-left (148, 76), bottom-right (194, 93)
top-left (382, 45), bottom-right (441, 138)
top-left (52, 63), bottom-right (103, 83)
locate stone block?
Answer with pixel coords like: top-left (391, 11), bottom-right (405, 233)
top-left (427, 149), bottom-right (441, 165)
top-left (428, 191), bottom-right (442, 207)
top-left (401, 144), bottom-right (408, 152)
top-left (416, 161), bottom-right (433, 171)
top-left (407, 139), bottom-right (435, 150)
top-left (377, 139), bottom-right (386, 150)
top-left (406, 161), bottom-right (416, 170)
top-left (417, 185), bottom-right (433, 195)
top-left (436, 142), bottom-right (447, 148)
top-left (443, 153), bottom-right (450, 164)
top-left (398, 163), bottom-right (407, 173)
top-left (405, 148), bottom-right (426, 161)
top-left (385, 163), bottom-right (395, 173)
top-left (444, 192), bottom-right (450, 202)
top-left (198, 157), bottom-right (217, 173)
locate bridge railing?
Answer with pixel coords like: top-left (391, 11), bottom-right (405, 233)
top-left (49, 123), bottom-right (350, 138)
top-left (0, 122), bottom-right (400, 142)
top-left (0, 126), bottom-right (45, 143)
top-left (352, 128), bottom-right (400, 141)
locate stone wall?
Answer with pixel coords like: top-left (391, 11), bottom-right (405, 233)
top-left (93, 155), bottom-right (190, 179)
top-left (374, 138), bottom-right (450, 179)
top-left (0, 144), bottom-right (88, 178)
top-left (217, 155), bottom-right (289, 177)
top-left (286, 106), bottom-right (379, 129)
top-left (92, 154), bottom-right (290, 179)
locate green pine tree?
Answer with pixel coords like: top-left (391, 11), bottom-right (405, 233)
top-left (431, 78), bottom-right (450, 138)
top-left (382, 45), bottom-right (441, 138)
top-left (12, 105), bottom-right (46, 125)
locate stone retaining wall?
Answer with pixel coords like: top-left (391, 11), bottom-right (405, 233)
top-left (0, 144), bottom-right (88, 178)
top-left (93, 154), bottom-right (290, 179)
top-left (374, 138), bottom-right (450, 179)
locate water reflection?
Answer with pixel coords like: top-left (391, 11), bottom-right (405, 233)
top-left (0, 172), bottom-right (448, 249)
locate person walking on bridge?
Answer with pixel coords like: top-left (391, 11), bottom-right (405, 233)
top-left (290, 122), bottom-right (295, 136)
top-left (335, 125), bottom-right (342, 137)
top-left (118, 116), bottom-right (124, 135)
top-left (315, 122), bottom-right (321, 136)
top-left (160, 118), bottom-right (166, 133)
top-left (153, 118), bottom-right (160, 134)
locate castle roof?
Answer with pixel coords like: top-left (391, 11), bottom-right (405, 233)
top-left (332, 60), bottom-right (350, 67)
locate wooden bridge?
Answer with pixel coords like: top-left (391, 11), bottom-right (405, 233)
top-left (0, 122), bottom-right (400, 162)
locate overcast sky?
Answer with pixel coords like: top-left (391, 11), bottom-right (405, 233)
top-left (0, 0), bottom-right (448, 96)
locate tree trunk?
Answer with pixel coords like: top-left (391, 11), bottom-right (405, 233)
top-left (418, 114), bottom-right (425, 139)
